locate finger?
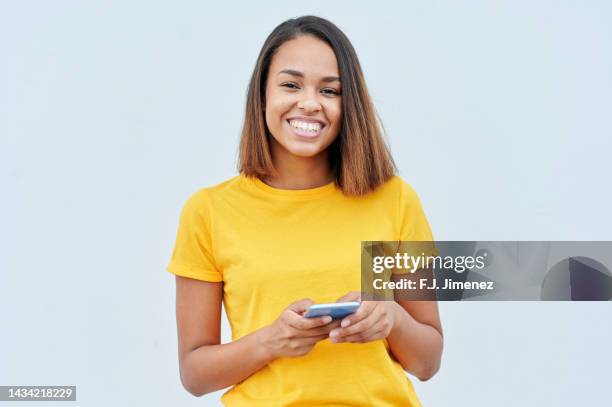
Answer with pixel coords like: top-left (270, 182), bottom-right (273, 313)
top-left (336, 291), bottom-right (362, 303)
top-left (330, 310), bottom-right (382, 340)
top-left (289, 298), bottom-right (315, 314)
top-left (338, 328), bottom-right (386, 344)
top-left (327, 320), bottom-right (342, 329)
top-left (286, 312), bottom-right (333, 330)
top-left (338, 301), bottom-right (376, 329)
top-left (299, 320), bottom-right (342, 337)
top-left (334, 318), bottom-right (385, 343)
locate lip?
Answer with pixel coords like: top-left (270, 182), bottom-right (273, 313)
top-left (286, 116), bottom-right (326, 126)
top-left (286, 118), bottom-right (325, 139)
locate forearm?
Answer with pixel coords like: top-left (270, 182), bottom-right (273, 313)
top-left (386, 302), bottom-right (443, 381)
top-left (181, 326), bottom-right (275, 396)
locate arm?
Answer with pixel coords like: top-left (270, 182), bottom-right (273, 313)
top-left (175, 275), bottom-right (274, 396)
top-left (175, 275), bottom-right (338, 396)
top-left (386, 268), bottom-right (443, 381)
top-left (386, 299), bottom-right (443, 381)
top-left (330, 285), bottom-right (443, 382)
top-left (387, 180), bottom-right (443, 379)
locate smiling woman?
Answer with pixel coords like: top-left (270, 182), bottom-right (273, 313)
top-left (239, 16), bottom-right (397, 195)
top-left (261, 35), bottom-right (343, 189)
top-left (166, 15), bottom-right (443, 407)
top-left (264, 36), bottom-right (342, 160)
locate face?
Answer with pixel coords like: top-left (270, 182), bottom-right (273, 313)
top-left (264, 35), bottom-right (342, 159)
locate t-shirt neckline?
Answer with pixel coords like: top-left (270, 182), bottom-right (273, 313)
top-left (242, 174), bottom-right (338, 199)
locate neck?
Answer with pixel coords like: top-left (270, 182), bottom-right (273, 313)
top-left (264, 144), bottom-right (334, 190)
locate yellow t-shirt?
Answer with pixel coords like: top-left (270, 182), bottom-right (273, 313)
top-left (166, 173), bottom-right (435, 407)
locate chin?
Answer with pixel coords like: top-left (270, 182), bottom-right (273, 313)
top-left (285, 145), bottom-right (323, 157)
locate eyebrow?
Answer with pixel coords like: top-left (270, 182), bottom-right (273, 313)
top-left (278, 69), bottom-right (340, 83)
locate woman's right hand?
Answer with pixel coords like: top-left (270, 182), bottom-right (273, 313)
top-left (258, 298), bottom-right (340, 359)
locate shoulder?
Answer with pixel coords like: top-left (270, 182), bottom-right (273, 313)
top-left (180, 175), bottom-right (242, 214)
top-left (370, 175), bottom-right (419, 203)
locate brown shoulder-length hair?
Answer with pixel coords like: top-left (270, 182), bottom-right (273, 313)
top-left (238, 15), bottom-right (396, 196)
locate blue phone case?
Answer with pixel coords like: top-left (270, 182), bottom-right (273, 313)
top-left (304, 301), bottom-right (360, 319)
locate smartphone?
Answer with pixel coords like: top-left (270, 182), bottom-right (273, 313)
top-left (303, 301), bottom-right (360, 320)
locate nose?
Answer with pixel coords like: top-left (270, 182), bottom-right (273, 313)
top-left (297, 88), bottom-right (322, 112)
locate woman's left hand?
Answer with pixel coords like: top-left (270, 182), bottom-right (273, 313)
top-left (329, 291), bottom-right (400, 343)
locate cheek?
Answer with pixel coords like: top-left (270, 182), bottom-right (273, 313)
top-left (266, 92), bottom-right (293, 122)
top-left (327, 101), bottom-right (343, 130)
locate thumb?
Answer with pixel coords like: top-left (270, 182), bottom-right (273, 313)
top-left (336, 291), bottom-right (361, 303)
top-left (290, 298), bottom-right (315, 314)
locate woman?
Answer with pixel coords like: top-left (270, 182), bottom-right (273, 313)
top-left (167, 15), bottom-right (443, 406)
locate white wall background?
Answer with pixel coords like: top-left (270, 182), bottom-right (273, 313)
top-left (1, 1), bottom-right (610, 405)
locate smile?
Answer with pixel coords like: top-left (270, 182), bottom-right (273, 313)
top-left (287, 119), bottom-right (325, 139)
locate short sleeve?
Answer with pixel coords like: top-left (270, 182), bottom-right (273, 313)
top-left (166, 189), bottom-right (222, 282)
top-left (393, 179), bottom-right (438, 275)
top-left (387, 178), bottom-right (439, 286)
top-left (398, 178), bottom-right (435, 242)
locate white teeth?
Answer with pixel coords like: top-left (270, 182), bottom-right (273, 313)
top-left (289, 120), bottom-right (322, 132)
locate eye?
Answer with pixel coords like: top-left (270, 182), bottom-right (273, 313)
top-left (281, 82), bottom-right (300, 90)
top-left (322, 88), bottom-right (341, 96)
